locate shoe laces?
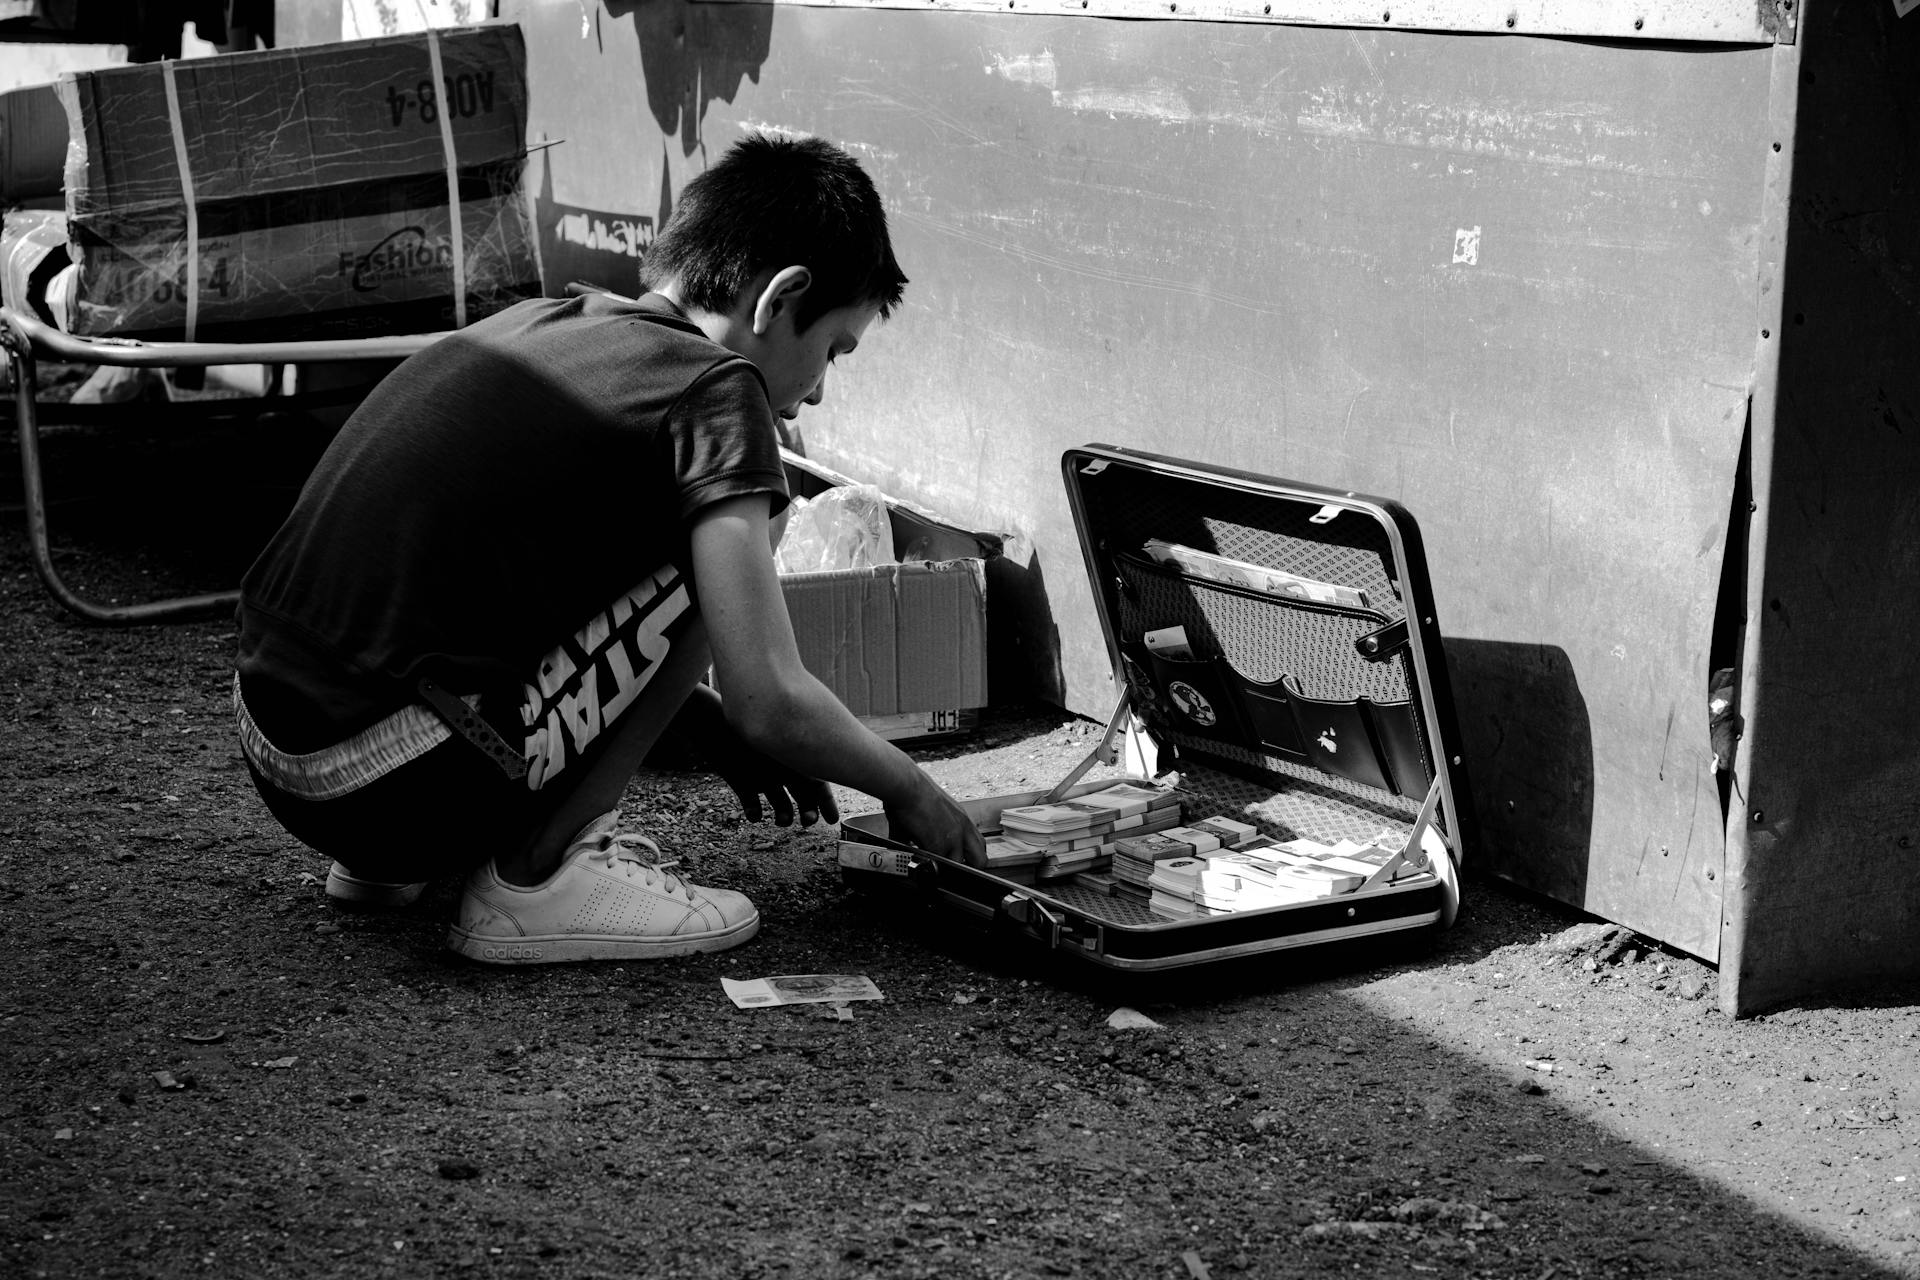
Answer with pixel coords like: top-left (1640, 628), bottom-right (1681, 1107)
top-left (585, 829), bottom-right (694, 902)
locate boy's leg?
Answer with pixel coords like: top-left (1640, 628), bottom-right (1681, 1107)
top-left (449, 574), bottom-right (762, 963)
top-left (492, 612), bottom-right (716, 886)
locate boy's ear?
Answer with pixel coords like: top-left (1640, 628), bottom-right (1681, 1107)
top-left (750, 266), bottom-right (812, 336)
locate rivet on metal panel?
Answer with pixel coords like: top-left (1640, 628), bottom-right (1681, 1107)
top-left (1346, 907), bottom-right (1357, 918)
top-left (1381, 10), bottom-right (1390, 19)
top-left (1660, 845), bottom-right (1669, 857)
top-left (1505, 12), bottom-right (1516, 27)
top-left (1752, 809), bottom-right (1764, 823)
top-left (1772, 142), bottom-right (1782, 153)
top-left (1450, 756), bottom-right (1460, 766)
top-left (1706, 869), bottom-right (1716, 881)
top-left (1506, 800), bottom-right (1516, 812)
top-left (1761, 329), bottom-right (1771, 339)
top-left (1634, 17), bottom-right (1643, 29)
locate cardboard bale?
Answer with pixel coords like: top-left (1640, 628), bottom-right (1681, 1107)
top-left (53, 24), bottom-right (539, 338)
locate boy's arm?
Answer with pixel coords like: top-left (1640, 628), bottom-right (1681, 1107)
top-left (687, 493), bottom-right (985, 864)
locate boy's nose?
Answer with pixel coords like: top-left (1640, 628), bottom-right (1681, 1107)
top-left (804, 373), bottom-right (826, 406)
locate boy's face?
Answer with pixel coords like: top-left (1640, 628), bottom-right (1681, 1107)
top-left (749, 298), bottom-right (882, 422)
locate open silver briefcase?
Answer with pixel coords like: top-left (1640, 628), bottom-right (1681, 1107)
top-left (838, 444), bottom-right (1475, 971)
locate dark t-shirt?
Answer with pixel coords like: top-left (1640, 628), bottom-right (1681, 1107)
top-left (237, 292), bottom-right (789, 751)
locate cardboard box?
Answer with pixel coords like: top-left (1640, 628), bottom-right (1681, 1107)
top-left (53, 23), bottom-right (539, 338)
top-left (0, 82), bottom-right (70, 204)
top-left (779, 451), bottom-right (992, 733)
top-left (58, 25), bottom-right (528, 213)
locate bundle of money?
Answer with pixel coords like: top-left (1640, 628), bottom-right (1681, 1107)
top-left (1038, 847), bottom-right (1101, 881)
top-left (1067, 781), bottom-right (1180, 820)
top-left (1196, 851), bottom-right (1354, 908)
top-left (981, 833), bottom-right (1046, 885)
top-left (1146, 855), bottom-right (1205, 899)
top-left (1000, 802), bottom-right (1102, 837)
top-left (1268, 837), bottom-right (1430, 890)
top-left (1111, 831), bottom-right (1199, 892)
top-left (1147, 858), bottom-right (1216, 920)
top-left (1159, 825), bottom-right (1225, 855)
top-left (1188, 815), bottom-right (1260, 848)
top-left (998, 803), bottom-right (1114, 882)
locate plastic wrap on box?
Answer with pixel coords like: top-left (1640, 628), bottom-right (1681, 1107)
top-left (53, 23), bottom-right (538, 339)
top-left (64, 160), bottom-right (538, 340)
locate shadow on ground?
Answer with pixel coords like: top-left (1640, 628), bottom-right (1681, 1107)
top-left (3, 401), bottom-right (1915, 1278)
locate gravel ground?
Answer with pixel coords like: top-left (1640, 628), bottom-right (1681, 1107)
top-left (4, 406), bottom-right (1920, 1279)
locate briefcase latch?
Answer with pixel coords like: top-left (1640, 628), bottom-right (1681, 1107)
top-left (995, 892), bottom-right (1063, 948)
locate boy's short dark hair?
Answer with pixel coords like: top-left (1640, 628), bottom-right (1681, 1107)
top-left (639, 133), bottom-right (907, 332)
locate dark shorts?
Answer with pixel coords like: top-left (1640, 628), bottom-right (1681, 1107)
top-left (245, 729), bottom-right (545, 884)
top-left (241, 566), bottom-right (700, 882)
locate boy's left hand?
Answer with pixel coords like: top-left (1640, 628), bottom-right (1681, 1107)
top-left (671, 683), bottom-right (840, 827)
top-left (715, 748), bottom-right (841, 828)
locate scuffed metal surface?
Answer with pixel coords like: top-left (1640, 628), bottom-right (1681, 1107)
top-left (513, 3), bottom-right (1787, 960)
top-left (699, 0), bottom-right (1789, 44)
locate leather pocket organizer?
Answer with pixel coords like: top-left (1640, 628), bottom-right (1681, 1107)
top-left (1114, 550), bottom-right (1428, 795)
top-left (1366, 697), bottom-right (1430, 798)
top-left (1228, 670), bottom-right (1309, 762)
top-left (1144, 648), bottom-right (1257, 750)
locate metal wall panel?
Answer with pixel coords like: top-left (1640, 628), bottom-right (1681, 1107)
top-left (703, 0), bottom-right (1794, 44)
top-left (1721, 1), bottom-right (1920, 1013)
top-left (507, 0), bottom-right (1773, 961)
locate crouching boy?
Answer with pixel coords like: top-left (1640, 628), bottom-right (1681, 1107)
top-left (233, 133), bottom-right (983, 963)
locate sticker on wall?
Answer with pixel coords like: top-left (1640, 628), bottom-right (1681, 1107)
top-left (1452, 226), bottom-right (1481, 266)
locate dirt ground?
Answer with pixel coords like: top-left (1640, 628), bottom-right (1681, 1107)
top-left (6, 400), bottom-right (1920, 1280)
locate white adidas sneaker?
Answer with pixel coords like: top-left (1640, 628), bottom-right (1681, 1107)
top-left (447, 812), bottom-right (760, 964)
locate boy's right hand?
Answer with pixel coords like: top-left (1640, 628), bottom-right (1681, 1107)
top-left (884, 781), bottom-right (986, 867)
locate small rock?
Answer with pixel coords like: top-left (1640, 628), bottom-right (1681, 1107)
top-left (1677, 975), bottom-right (1707, 1001)
top-left (1336, 1037), bottom-right (1360, 1055)
top-left (1519, 1081), bottom-right (1545, 1096)
top-left (1301, 1221), bottom-right (1397, 1240)
top-left (314, 923), bottom-right (342, 936)
top-left (436, 1160), bottom-right (481, 1181)
top-left (1107, 1007), bottom-right (1161, 1031)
